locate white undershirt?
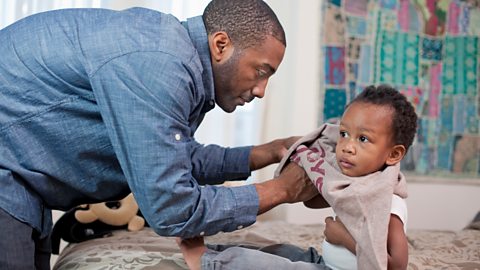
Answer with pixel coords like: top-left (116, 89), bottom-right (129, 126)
top-left (322, 195), bottom-right (408, 270)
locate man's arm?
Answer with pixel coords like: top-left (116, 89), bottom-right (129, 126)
top-left (387, 214), bottom-right (408, 270)
top-left (90, 53), bottom-right (261, 238)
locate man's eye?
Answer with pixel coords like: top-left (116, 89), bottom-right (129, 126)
top-left (359, 136), bottom-right (369, 143)
top-left (256, 69), bottom-right (267, 78)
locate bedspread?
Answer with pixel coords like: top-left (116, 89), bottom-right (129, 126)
top-left (53, 221), bottom-right (480, 270)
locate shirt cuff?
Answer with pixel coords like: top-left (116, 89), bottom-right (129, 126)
top-left (227, 184), bottom-right (258, 231)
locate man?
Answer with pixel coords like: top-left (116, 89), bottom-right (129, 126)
top-left (0, 0), bottom-right (317, 268)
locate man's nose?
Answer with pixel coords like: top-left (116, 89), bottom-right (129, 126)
top-left (252, 79), bottom-right (268, 98)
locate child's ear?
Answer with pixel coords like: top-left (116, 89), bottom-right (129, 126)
top-left (386, 145), bottom-right (406, 166)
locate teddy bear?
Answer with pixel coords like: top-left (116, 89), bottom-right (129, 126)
top-left (51, 193), bottom-right (146, 254)
top-left (75, 193), bottom-right (145, 231)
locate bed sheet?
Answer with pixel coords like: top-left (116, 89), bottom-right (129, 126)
top-left (53, 221), bottom-right (480, 270)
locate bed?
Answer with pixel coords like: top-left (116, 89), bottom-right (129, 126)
top-left (52, 220), bottom-right (480, 270)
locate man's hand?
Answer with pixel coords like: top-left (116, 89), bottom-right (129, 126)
top-left (276, 136), bottom-right (302, 160)
top-left (277, 162), bottom-right (318, 203)
top-left (255, 162), bottom-right (318, 215)
top-left (324, 216), bottom-right (356, 254)
top-left (249, 136), bottom-right (301, 171)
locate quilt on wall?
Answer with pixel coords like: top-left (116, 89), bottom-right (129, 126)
top-left (320, 0), bottom-right (480, 180)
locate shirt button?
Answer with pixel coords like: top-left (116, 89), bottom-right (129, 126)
top-left (237, 225), bottom-right (243, 230)
top-left (175, 134), bottom-right (181, 141)
top-left (200, 231), bottom-right (205, 236)
top-left (209, 100), bottom-right (214, 106)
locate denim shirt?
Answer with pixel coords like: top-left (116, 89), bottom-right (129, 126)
top-left (0, 8), bottom-right (259, 238)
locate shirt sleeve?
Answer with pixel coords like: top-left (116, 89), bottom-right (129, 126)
top-left (89, 51), bottom-right (258, 237)
top-left (391, 194), bottom-right (408, 232)
top-left (189, 140), bottom-right (253, 185)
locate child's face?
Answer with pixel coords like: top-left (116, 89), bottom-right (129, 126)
top-left (335, 102), bottom-right (396, 177)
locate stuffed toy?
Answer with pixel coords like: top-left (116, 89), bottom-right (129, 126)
top-left (51, 193), bottom-right (146, 254)
top-left (75, 193), bottom-right (145, 231)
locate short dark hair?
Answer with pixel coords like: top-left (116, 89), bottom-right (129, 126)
top-left (202, 0), bottom-right (286, 49)
top-left (350, 85), bottom-right (418, 151)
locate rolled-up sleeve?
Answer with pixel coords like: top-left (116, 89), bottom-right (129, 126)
top-left (89, 52), bottom-right (258, 237)
top-left (189, 140), bottom-right (253, 185)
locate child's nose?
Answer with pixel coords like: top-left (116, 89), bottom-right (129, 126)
top-left (342, 141), bottom-right (356, 154)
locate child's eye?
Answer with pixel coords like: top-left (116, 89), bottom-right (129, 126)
top-left (359, 136), bottom-right (369, 143)
top-left (339, 131), bottom-right (348, 138)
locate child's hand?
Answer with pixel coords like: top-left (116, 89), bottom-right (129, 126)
top-left (324, 216), bottom-right (356, 254)
top-left (324, 216), bottom-right (347, 245)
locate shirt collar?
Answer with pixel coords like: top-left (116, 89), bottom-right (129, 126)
top-left (182, 16), bottom-right (215, 113)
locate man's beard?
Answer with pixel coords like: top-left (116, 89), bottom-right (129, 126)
top-left (213, 49), bottom-right (242, 112)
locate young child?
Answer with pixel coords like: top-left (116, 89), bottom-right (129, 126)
top-left (177, 84), bottom-right (418, 270)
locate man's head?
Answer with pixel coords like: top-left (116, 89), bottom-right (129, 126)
top-left (202, 0), bottom-right (286, 112)
top-left (335, 85), bottom-right (418, 177)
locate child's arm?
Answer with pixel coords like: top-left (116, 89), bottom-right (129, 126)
top-left (387, 214), bottom-right (408, 270)
top-left (325, 215), bottom-right (408, 269)
top-left (324, 216), bottom-right (356, 254)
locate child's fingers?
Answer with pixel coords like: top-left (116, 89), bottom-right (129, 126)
top-left (325, 216), bottom-right (334, 224)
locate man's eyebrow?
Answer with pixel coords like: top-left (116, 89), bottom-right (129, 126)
top-left (261, 63), bottom-right (276, 75)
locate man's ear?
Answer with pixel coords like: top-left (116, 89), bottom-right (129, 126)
top-left (386, 145), bottom-right (406, 166)
top-left (208, 31), bottom-right (233, 62)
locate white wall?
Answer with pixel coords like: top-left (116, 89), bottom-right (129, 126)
top-left (261, 0), bottom-right (322, 138)
top-left (406, 182), bottom-right (480, 230)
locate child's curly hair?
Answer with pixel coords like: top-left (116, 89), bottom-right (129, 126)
top-left (349, 85), bottom-right (418, 151)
